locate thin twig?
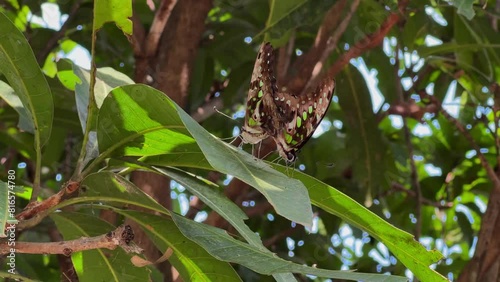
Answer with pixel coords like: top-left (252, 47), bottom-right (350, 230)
top-left (48, 227), bottom-right (77, 281)
top-left (131, 12), bottom-right (146, 56)
top-left (493, 88), bottom-right (500, 175)
top-left (145, 0), bottom-right (178, 57)
top-left (0, 225), bottom-right (141, 255)
top-left (326, 0), bottom-right (409, 78)
top-left (263, 227), bottom-right (297, 248)
top-left (395, 28), bottom-right (423, 240)
top-left (277, 32), bottom-right (295, 83)
top-left (420, 91), bottom-right (500, 187)
top-left (286, 0), bottom-right (346, 93)
top-left (36, 0), bottom-right (84, 63)
top-left (190, 97), bottom-right (223, 122)
top-left (382, 183), bottom-right (454, 209)
top-left (14, 181), bottom-right (80, 231)
top-left (303, 0), bottom-right (360, 94)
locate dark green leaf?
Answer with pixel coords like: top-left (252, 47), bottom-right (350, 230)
top-left (0, 11), bottom-right (54, 147)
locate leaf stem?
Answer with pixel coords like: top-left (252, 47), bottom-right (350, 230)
top-left (72, 3), bottom-right (100, 181)
top-left (30, 138), bottom-right (42, 202)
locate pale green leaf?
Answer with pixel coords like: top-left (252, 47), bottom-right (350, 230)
top-left (271, 165), bottom-right (447, 282)
top-left (114, 209), bottom-right (242, 282)
top-left (171, 213), bottom-right (407, 281)
top-left (94, 0), bottom-right (133, 34)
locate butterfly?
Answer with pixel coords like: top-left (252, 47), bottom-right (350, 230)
top-left (241, 42), bottom-right (335, 163)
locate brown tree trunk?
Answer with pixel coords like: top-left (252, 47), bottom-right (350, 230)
top-left (155, 0), bottom-right (213, 106)
top-left (458, 184), bottom-right (500, 281)
top-left (125, 172), bottom-right (173, 280)
top-left (126, 1), bottom-right (213, 281)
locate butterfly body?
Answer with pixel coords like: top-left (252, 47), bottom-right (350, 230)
top-left (241, 42), bottom-right (335, 162)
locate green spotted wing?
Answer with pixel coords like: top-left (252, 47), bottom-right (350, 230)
top-left (240, 42), bottom-right (280, 144)
top-left (272, 78), bottom-right (335, 162)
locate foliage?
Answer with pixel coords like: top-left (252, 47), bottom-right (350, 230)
top-left (0, 0), bottom-right (498, 281)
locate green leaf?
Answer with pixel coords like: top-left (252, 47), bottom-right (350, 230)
top-left (0, 80), bottom-right (33, 136)
top-left (97, 84), bottom-right (200, 159)
top-left (94, 0), bottom-right (133, 34)
top-left (0, 181), bottom-right (15, 237)
top-left (418, 43), bottom-right (500, 57)
top-left (155, 167), bottom-right (297, 281)
top-left (35, 172), bottom-right (169, 218)
top-left (51, 212), bottom-right (150, 282)
top-left (271, 165), bottom-right (447, 282)
top-left (57, 60), bottom-right (134, 132)
top-left (264, 0), bottom-right (337, 42)
top-left (79, 172), bottom-right (169, 215)
top-left (113, 209), bottom-right (242, 282)
top-left (143, 153), bottom-right (212, 170)
top-left (170, 213), bottom-right (407, 281)
top-left (177, 99), bottom-right (314, 227)
top-left (0, 271), bottom-right (37, 282)
top-left (157, 168), bottom-right (260, 244)
top-left (97, 84), bottom-right (313, 226)
top-left (452, 0), bottom-right (475, 20)
top-left (401, 10), bottom-right (429, 51)
top-left (337, 66), bottom-right (395, 203)
top-left (0, 11), bottom-right (54, 148)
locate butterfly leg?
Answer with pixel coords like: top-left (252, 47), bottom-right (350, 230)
top-left (229, 135), bottom-right (243, 147)
top-left (257, 141), bottom-right (263, 159)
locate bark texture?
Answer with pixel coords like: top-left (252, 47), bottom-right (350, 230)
top-left (128, 1), bottom-right (213, 281)
top-left (458, 180), bottom-right (500, 281)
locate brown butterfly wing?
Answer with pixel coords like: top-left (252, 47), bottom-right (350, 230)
top-left (272, 78), bottom-right (336, 161)
top-left (241, 42), bottom-right (280, 143)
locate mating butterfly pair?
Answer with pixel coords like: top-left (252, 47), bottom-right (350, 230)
top-left (241, 42), bottom-right (335, 163)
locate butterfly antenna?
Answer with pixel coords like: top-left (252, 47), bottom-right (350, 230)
top-left (213, 106), bottom-right (235, 121)
top-left (212, 106), bottom-right (245, 146)
top-left (220, 136), bottom-right (237, 141)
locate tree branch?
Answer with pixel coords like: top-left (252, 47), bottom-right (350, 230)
top-left (326, 0), bottom-right (408, 79)
top-left (13, 181), bottom-right (80, 231)
top-left (190, 97), bottom-right (223, 122)
top-left (145, 0), bottom-right (178, 57)
top-left (36, 0), bottom-right (84, 64)
top-left (277, 32), bottom-right (295, 83)
top-left (419, 91), bottom-right (500, 188)
top-left (493, 85), bottom-right (500, 175)
top-left (48, 226), bottom-right (78, 281)
top-left (395, 30), bottom-right (423, 240)
top-left (263, 227), bottom-right (297, 248)
top-left (286, 0), bottom-right (347, 93)
top-left (381, 182), bottom-right (454, 209)
top-left (131, 12), bottom-right (147, 57)
top-left (0, 225), bottom-right (141, 256)
top-left (301, 0), bottom-right (360, 94)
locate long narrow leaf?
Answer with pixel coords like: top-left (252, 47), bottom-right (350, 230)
top-left (272, 165), bottom-right (447, 282)
top-left (0, 11), bottom-right (53, 147)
